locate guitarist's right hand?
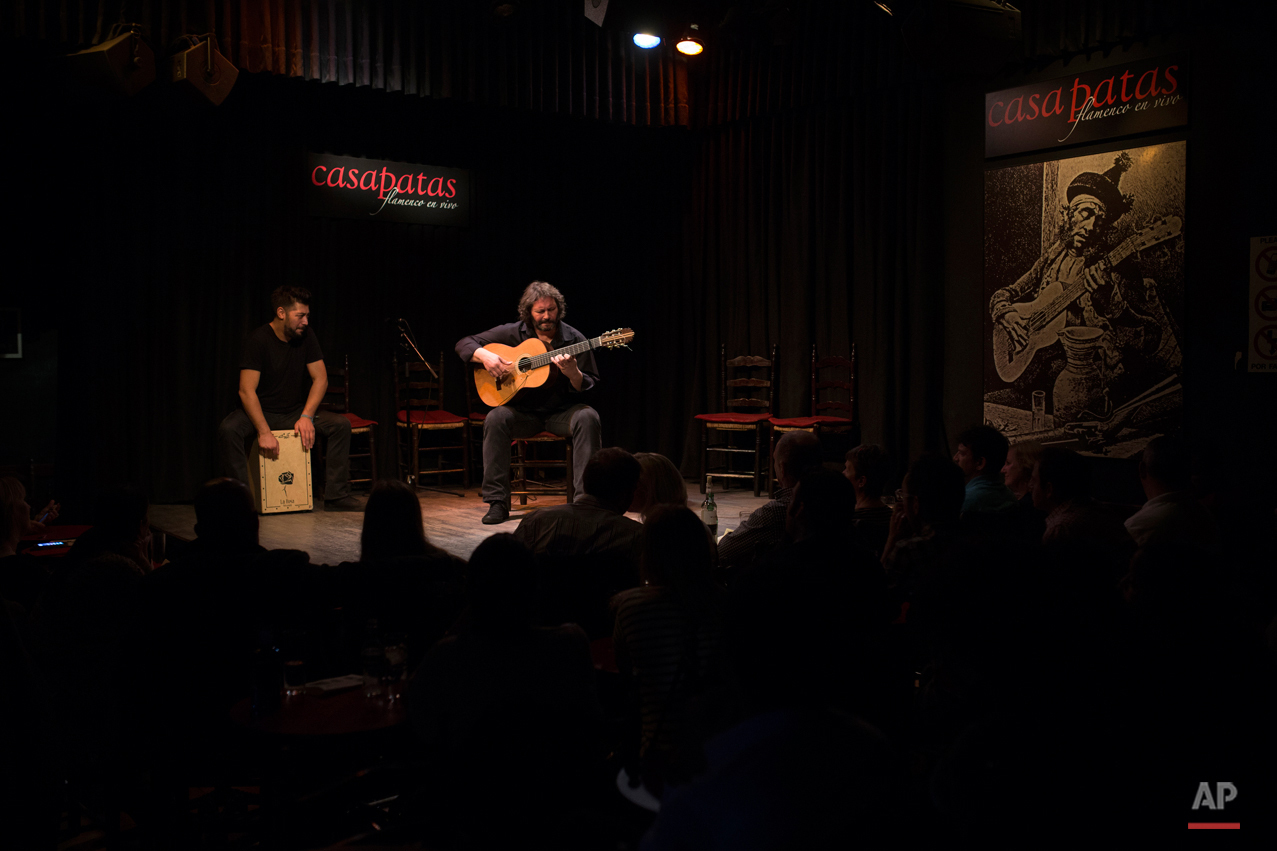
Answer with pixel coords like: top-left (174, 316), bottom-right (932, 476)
top-left (998, 311), bottom-right (1029, 349)
top-left (477, 348), bottom-right (514, 379)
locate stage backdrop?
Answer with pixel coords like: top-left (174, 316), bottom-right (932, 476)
top-left (983, 141), bottom-right (1186, 458)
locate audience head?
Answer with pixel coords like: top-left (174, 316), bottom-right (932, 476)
top-left (582, 447), bottom-right (643, 513)
top-left (774, 431), bottom-right (822, 489)
top-left (902, 453), bottom-right (966, 526)
top-left (630, 452), bottom-right (688, 519)
top-left (1138, 435), bottom-right (1191, 496)
top-left (193, 478), bottom-right (259, 552)
top-left (92, 485), bottom-right (150, 547)
top-left (465, 533), bottom-right (538, 630)
top-left (641, 505), bottom-right (718, 609)
top-left (844, 444), bottom-right (891, 501)
top-left (954, 424), bottom-right (1010, 484)
top-left (0, 477), bottom-right (28, 549)
top-left (360, 479), bottom-right (428, 563)
top-left (1031, 447), bottom-right (1089, 511)
top-left (1002, 440), bottom-right (1043, 499)
top-left (789, 468), bottom-right (857, 541)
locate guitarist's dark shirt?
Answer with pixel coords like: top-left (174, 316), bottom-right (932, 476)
top-left (455, 320), bottom-right (599, 414)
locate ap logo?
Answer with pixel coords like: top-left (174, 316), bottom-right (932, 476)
top-left (1191, 782), bottom-right (1237, 810)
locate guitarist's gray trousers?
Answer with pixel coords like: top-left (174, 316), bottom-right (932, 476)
top-left (481, 403), bottom-right (600, 506)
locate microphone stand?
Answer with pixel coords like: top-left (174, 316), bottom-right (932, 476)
top-left (395, 320), bottom-right (464, 498)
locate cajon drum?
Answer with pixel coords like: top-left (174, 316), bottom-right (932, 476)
top-left (247, 429), bottom-right (314, 514)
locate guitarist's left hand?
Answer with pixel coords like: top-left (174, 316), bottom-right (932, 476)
top-left (551, 353), bottom-right (585, 390)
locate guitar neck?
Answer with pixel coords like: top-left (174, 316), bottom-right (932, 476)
top-left (1027, 235), bottom-right (1145, 332)
top-left (522, 336), bottom-right (601, 371)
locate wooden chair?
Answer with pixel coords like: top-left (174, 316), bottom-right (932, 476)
top-left (694, 344), bottom-right (777, 497)
top-left (394, 354), bottom-right (469, 493)
top-left (768, 344), bottom-right (857, 495)
top-left (319, 355), bottom-right (378, 492)
top-left (464, 363), bottom-right (574, 509)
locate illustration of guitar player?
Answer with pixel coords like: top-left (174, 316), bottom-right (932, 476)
top-left (989, 152), bottom-right (1184, 411)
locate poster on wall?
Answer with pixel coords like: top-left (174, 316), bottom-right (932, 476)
top-left (983, 141), bottom-right (1186, 458)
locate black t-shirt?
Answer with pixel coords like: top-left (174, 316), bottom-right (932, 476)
top-left (240, 324), bottom-right (324, 413)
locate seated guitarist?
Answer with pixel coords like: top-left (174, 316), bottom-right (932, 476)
top-left (456, 281), bottom-right (602, 525)
top-left (990, 153), bottom-right (1171, 400)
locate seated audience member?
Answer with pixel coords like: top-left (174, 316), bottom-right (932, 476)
top-left (405, 534), bottom-right (604, 842)
top-left (1001, 440), bottom-right (1042, 505)
top-left (334, 479), bottom-right (465, 668)
top-left (1124, 436), bottom-right (1219, 550)
top-left (881, 453), bottom-right (967, 604)
top-left (843, 444), bottom-right (894, 558)
top-left (649, 481), bottom-right (908, 848)
top-left (0, 478), bottom-right (51, 612)
top-left (631, 452), bottom-right (690, 521)
top-left (129, 479), bottom-right (316, 766)
top-left (60, 485), bottom-right (153, 575)
top-left (514, 447), bottom-right (644, 632)
top-left (0, 476), bottom-right (59, 536)
top-left (513, 446), bottom-right (644, 563)
top-left (613, 505), bottom-right (725, 793)
top-left (717, 431), bottom-right (822, 571)
top-left (1031, 447), bottom-right (1133, 555)
top-left (953, 424), bottom-right (1018, 515)
top-left (30, 552), bottom-right (146, 781)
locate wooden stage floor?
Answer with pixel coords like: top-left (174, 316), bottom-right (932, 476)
top-left (149, 483), bottom-right (773, 565)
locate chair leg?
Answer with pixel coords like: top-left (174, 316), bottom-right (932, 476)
top-left (462, 424), bottom-right (471, 490)
top-left (565, 442), bottom-right (574, 503)
top-left (752, 425), bottom-right (762, 497)
top-left (700, 421), bottom-right (708, 494)
top-left (369, 431), bottom-right (378, 486)
top-left (410, 427), bottom-right (421, 489)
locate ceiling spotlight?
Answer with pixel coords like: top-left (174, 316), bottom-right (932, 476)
top-left (676, 24), bottom-right (704, 56)
top-left (633, 32), bottom-right (661, 49)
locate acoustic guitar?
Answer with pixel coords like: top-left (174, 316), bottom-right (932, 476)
top-left (473, 328), bottom-right (635, 407)
top-left (991, 216), bottom-right (1181, 383)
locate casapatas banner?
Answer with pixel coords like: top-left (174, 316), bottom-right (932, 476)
top-left (985, 56), bottom-right (1187, 158)
top-left (305, 153), bottom-right (470, 226)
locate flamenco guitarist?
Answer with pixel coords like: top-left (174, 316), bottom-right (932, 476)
top-left (456, 281), bottom-right (601, 525)
top-left (990, 153), bottom-right (1179, 402)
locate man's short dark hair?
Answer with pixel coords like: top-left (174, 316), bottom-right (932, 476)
top-left (793, 468), bottom-right (857, 530)
top-left (904, 453), bottom-right (965, 524)
top-left (1036, 447), bottom-right (1089, 504)
top-left (775, 431), bottom-right (822, 482)
top-left (582, 447), bottom-right (642, 511)
top-left (957, 424), bottom-right (1010, 481)
top-left (1140, 436), bottom-right (1191, 490)
top-left (194, 477), bottom-right (258, 549)
top-left (846, 444), bottom-right (891, 499)
top-left (271, 285), bottom-right (311, 313)
top-left (517, 281), bottom-right (567, 325)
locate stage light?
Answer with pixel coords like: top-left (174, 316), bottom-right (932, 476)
top-left (169, 35), bottom-right (238, 106)
top-left (676, 24), bottom-right (704, 56)
top-left (67, 24), bottom-right (155, 96)
top-left (633, 33), bottom-right (661, 49)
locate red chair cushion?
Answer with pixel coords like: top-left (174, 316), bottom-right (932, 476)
top-left (694, 413), bottom-right (771, 424)
top-left (768, 415), bottom-right (853, 428)
top-left (469, 411), bottom-right (488, 422)
top-left (342, 413), bottom-right (378, 429)
top-left (397, 409), bottom-right (467, 425)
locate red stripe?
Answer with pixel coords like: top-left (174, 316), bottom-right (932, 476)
top-left (1187, 823), bottom-right (1240, 829)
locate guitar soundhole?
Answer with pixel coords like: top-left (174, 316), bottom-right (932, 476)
top-left (517, 358), bottom-right (531, 373)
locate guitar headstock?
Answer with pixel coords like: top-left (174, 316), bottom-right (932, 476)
top-left (600, 328), bottom-right (635, 348)
top-left (1133, 215), bottom-right (1182, 249)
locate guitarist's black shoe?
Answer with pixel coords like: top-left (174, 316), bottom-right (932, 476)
top-left (482, 502), bottom-right (510, 525)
